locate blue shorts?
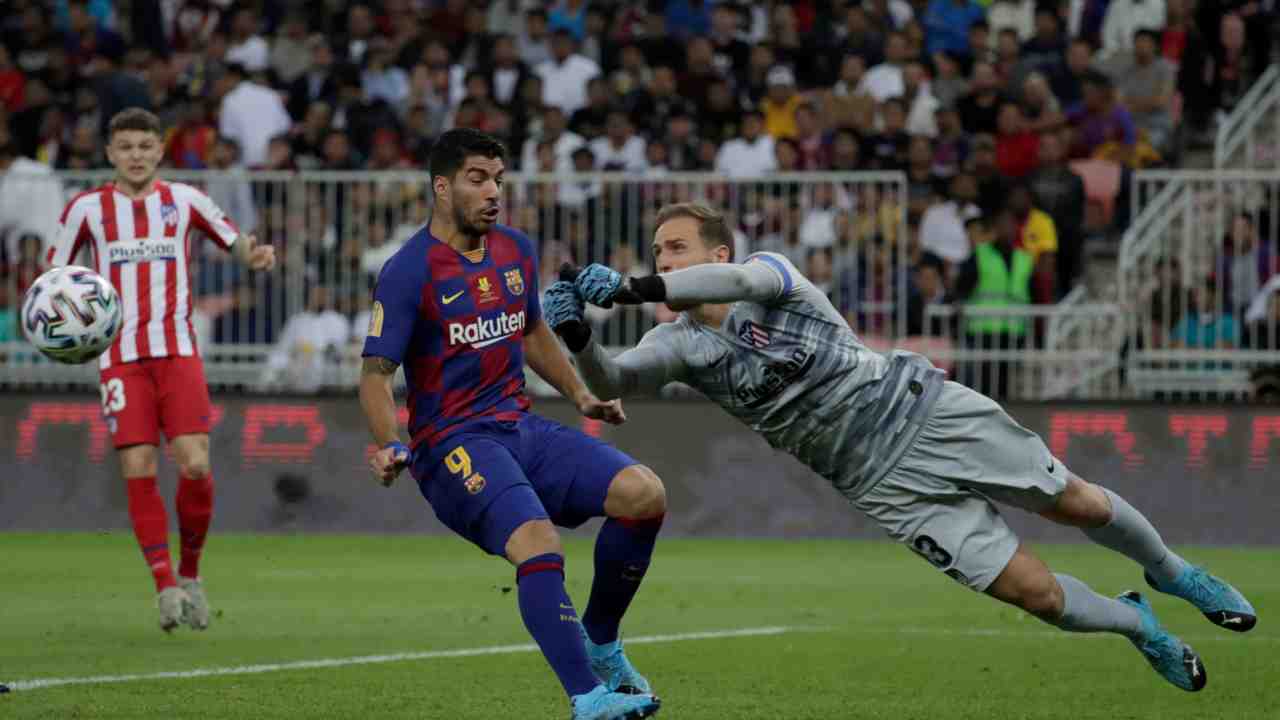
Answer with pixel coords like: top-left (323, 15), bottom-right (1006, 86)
top-left (411, 414), bottom-right (638, 556)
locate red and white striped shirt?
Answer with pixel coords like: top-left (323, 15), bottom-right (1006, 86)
top-left (46, 180), bottom-right (240, 369)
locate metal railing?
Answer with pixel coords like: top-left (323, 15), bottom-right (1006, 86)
top-left (1215, 64), bottom-right (1280, 169)
top-left (1120, 170), bottom-right (1280, 399)
top-left (0, 170), bottom-right (911, 392)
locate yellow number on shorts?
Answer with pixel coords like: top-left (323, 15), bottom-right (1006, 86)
top-left (444, 446), bottom-right (473, 478)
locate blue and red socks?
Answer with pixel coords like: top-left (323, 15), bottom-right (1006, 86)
top-left (125, 476), bottom-right (176, 592)
top-left (516, 553), bottom-right (598, 697)
top-left (582, 515), bottom-right (663, 645)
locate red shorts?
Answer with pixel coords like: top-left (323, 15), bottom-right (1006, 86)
top-left (99, 356), bottom-right (213, 449)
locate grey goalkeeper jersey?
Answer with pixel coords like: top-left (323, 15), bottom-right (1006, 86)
top-left (580, 253), bottom-right (945, 499)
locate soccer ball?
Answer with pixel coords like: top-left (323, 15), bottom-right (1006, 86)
top-left (21, 266), bottom-right (123, 364)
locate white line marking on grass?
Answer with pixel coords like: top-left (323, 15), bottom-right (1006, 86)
top-left (4, 626), bottom-right (804, 693)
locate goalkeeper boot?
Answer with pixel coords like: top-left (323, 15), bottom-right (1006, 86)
top-left (179, 576), bottom-right (211, 630)
top-left (570, 684), bottom-right (661, 720)
top-left (1117, 591), bottom-right (1206, 692)
top-left (1144, 565), bottom-right (1256, 632)
top-left (156, 586), bottom-right (189, 633)
top-left (582, 628), bottom-right (652, 694)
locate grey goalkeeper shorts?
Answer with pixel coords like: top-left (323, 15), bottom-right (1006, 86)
top-left (851, 381), bottom-right (1070, 592)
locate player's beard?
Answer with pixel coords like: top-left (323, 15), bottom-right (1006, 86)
top-left (452, 194), bottom-right (497, 239)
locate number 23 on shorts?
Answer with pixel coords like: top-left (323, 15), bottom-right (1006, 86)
top-left (100, 377), bottom-right (126, 413)
top-left (445, 446), bottom-right (487, 495)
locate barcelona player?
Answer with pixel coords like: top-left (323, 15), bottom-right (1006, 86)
top-left (544, 201), bottom-right (1256, 693)
top-left (359, 129), bottom-right (663, 720)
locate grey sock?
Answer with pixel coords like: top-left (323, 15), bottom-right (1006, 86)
top-left (1083, 488), bottom-right (1188, 587)
top-left (1050, 574), bottom-right (1142, 637)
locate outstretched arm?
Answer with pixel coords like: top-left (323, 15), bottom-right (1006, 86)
top-left (573, 255), bottom-right (787, 307)
top-left (573, 337), bottom-right (685, 400)
top-left (523, 318), bottom-right (626, 424)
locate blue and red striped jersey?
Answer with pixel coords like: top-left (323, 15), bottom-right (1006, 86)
top-left (362, 223), bottom-right (541, 452)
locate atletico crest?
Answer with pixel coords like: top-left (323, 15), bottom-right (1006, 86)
top-left (161, 203), bottom-right (179, 227)
top-left (738, 320), bottom-right (771, 349)
top-left (504, 268), bottom-right (524, 295)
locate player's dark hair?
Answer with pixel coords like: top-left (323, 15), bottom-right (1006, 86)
top-left (108, 107), bottom-right (163, 139)
top-left (655, 202), bottom-right (735, 261)
top-left (428, 128), bottom-right (508, 182)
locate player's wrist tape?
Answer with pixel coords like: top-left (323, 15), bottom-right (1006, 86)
top-left (383, 441), bottom-right (410, 459)
top-left (627, 275), bottom-right (666, 302)
top-left (556, 320), bottom-right (593, 354)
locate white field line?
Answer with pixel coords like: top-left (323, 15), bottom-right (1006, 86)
top-left (3, 626), bottom-right (803, 693)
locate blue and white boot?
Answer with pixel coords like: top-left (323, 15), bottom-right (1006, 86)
top-left (1117, 591), bottom-right (1207, 692)
top-left (582, 627), bottom-right (652, 694)
top-left (1145, 565), bottom-right (1257, 632)
top-left (570, 684), bottom-right (661, 720)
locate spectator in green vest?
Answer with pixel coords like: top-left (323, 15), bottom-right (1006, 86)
top-left (956, 204), bottom-right (1034, 398)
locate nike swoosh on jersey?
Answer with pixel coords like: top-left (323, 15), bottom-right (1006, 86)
top-left (441, 290), bottom-right (465, 305)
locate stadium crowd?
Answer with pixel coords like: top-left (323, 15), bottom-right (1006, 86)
top-left (0, 0), bottom-right (1277, 394)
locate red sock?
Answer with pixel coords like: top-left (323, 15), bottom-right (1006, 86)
top-left (177, 474), bottom-right (214, 579)
top-left (126, 476), bottom-right (176, 592)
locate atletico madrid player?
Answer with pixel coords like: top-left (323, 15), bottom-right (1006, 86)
top-left (46, 108), bottom-right (275, 631)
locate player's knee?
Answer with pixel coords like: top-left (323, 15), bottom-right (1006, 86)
top-left (119, 445), bottom-right (158, 478)
top-left (505, 519), bottom-right (563, 564)
top-left (1019, 575), bottom-right (1065, 621)
top-left (1046, 477), bottom-right (1111, 528)
top-left (178, 457), bottom-right (211, 480)
top-left (608, 465), bottom-right (667, 520)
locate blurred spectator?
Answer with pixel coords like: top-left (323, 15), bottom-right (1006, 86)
top-left (517, 7), bottom-right (553, 67)
top-left (1220, 214), bottom-right (1275, 317)
top-left (1244, 279), bottom-right (1280, 349)
top-left (932, 105), bottom-right (970, 177)
top-left (905, 135), bottom-right (945, 220)
top-left (968, 133), bottom-right (1007, 216)
top-left (666, 0), bottom-right (714, 40)
top-left (793, 103), bottom-right (825, 170)
top-left (218, 63), bottom-right (291, 167)
top-left (1021, 71), bottom-right (1065, 133)
top-left (1027, 130), bottom-right (1086, 296)
top-left (205, 135), bottom-right (257, 235)
top-left (486, 34), bottom-right (533, 108)
top-left (762, 66), bottom-right (802, 139)
top-left (829, 127), bottom-right (863, 172)
top-left (863, 98), bottom-right (909, 170)
top-left (1172, 276), bottom-right (1238, 350)
top-left (63, 0), bottom-right (125, 69)
top-left (967, 20), bottom-right (996, 67)
top-left (920, 171), bottom-right (981, 266)
top-left (957, 61), bottom-right (1004, 135)
top-left (1007, 182), bottom-right (1058, 302)
top-left (536, 29), bottom-right (599, 115)
top-left (995, 28), bottom-right (1023, 88)
top-left (907, 251), bottom-right (951, 335)
top-left (569, 76), bottom-right (610, 139)
top-left (1020, 6), bottom-right (1067, 79)
top-left (715, 109), bottom-right (775, 178)
top-left (522, 105), bottom-right (583, 173)
top-left (589, 110), bottom-right (647, 172)
top-left (995, 101), bottom-right (1039, 178)
top-left (1106, 29), bottom-right (1175, 154)
top-left (663, 110), bottom-right (701, 171)
top-left (626, 65), bottom-right (697, 138)
top-left (265, 284), bottom-right (350, 394)
top-left (677, 37), bottom-right (721, 108)
top-left (291, 101), bottom-right (333, 168)
top-left (0, 128), bottom-right (62, 262)
top-left (903, 61), bottom-right (940, 137)
top-left (1101, 0), bottom-right (1167, 59)
top-left (0, 44), bottom-right (25, 110)
top-left (1069, 70), bottom-right (1149, 166)
top-left (286, 37), bottom-right (336, 121)
top-left (362, 40), bottom-right (410, 111)
top-left (799, 183), bottom-right (842, 249)
top-left (860, 32), bottom-right (908, 102)
top-left (805, 246), bottom-right (836, 297)
top-left (341, 3), bottom-right (378, 66)
top-left (1054, 38), bottom-right (1095, 110)
top-left (270, 13), bottom-right (310, 86)
top-left (930, 50), bottom-right (968, 109)
top-left (924, 0), bottom-right (986, 56)
top-left (957, 205), bottom-right (1033, 398)
top-left (225, 7), bottom-right (268, 74)
top-left (987, 0), bottom-right (1035, 46)
top-left (709, 3), bottom-right (751, 80)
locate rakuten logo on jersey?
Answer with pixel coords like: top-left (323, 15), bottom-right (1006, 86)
top-left (448, 310), bottom-right (527, 349)
top-left (107, 240), bottom-right (179, 264)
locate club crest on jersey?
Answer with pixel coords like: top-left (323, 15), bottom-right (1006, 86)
top-left (738, 320), bottom-right (771, 348)
top-left (504, 268), bottom-right (524, 296)
top-left (161, 203), bottom-right (179, 227)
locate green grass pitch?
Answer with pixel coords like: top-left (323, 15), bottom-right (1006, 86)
top-left (2, 533), bottom-right (1277, 719)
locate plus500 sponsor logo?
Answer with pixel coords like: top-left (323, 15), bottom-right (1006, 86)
top-left (448, 310), bottom-right (526, 349)
top-left (108, 240), bottom-right (179, 264)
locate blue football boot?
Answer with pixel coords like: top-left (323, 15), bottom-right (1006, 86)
top-left (570, 685), bottom-right (661, 720)
top-left (582, 628), bottom-right (652, 694)
top-left (1117, 591), bottom-right (1207, 692)
top-left (1145, 565), bottom-right (1257, 632)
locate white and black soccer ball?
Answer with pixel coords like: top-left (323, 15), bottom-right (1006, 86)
top-left (21, 266), bottom-right (123, 364)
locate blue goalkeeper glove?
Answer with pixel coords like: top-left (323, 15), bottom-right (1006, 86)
top-left (567, 263), bottom-right (654, 308)
top-left (542, 280), bottom-right (592, 352)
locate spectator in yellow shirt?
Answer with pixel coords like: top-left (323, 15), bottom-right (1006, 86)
top-left (762, 65), bottom-right (803, 138)
top-left (1008, 183), bottom-right (1058, 302)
